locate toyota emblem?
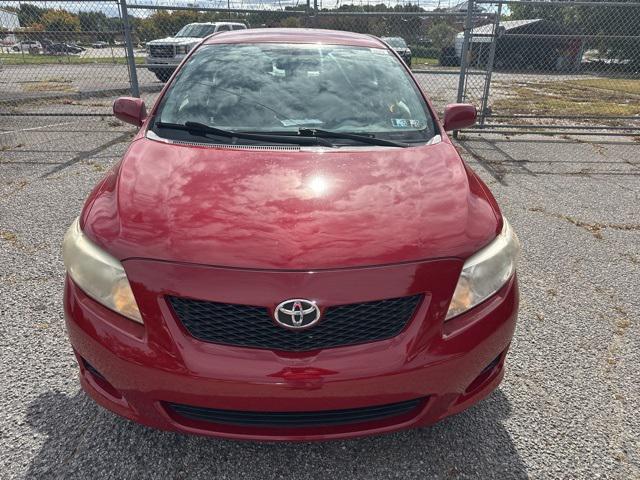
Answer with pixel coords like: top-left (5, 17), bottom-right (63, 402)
top-left (274, 299), bottom-right (321, 329)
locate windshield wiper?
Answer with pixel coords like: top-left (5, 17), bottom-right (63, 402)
top-left (298, 128), bottom-right (409, 148)
top-left (156, 121), bottom-right (335, 147)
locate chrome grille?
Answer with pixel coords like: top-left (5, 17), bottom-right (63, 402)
top-left (149, 44), bottom-right (175, 58)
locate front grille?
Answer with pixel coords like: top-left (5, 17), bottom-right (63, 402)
top-left (168, 295), bottom-right (422, 352)
top-left (149, 44), bottom-right (175, 58)
top-left (166, 398), bottom-right (424, 428)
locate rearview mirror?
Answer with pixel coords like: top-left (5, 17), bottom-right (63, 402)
top-left (113, 97), bottom-right (147, 127)
top-left (442, 103), bottom-right (477, 132)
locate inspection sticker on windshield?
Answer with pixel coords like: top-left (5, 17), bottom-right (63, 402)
top-left (391, 119), bottom-right (424, 129)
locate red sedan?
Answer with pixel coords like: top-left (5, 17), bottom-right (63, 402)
top-left (62, 29), bottom-right (520, 441)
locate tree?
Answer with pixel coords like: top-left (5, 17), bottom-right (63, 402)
top-left (41, 10), bottom-right (81, 32)
top-left (428, 21), bottom-right (457, 50)
top-left (280, 16), bottom-right (303, 28)
top-left (16, 3), bottom-right (47, 27)
top-left (78, 11), bottom-right (108, 32)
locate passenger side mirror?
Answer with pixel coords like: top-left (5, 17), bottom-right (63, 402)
top-left (442, 103), bottom-right (477, 132)
top-left (113, 96), bottom-right (147, 127)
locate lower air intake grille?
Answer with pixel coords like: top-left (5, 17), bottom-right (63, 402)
top-left (166, 398), bottom-right (424, 428)
top-left (168, 295), bottom-right (422, 352)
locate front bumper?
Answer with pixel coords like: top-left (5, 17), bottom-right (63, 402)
top-left (396, 51), bottom-right (412, 65)
top-left (64, 260), bottom-right (518, 441)
top-left (145, 56), bottom-right (182, 70)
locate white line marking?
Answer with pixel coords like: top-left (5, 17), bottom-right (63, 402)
top-left (0, 121), bottom-right (77, 135)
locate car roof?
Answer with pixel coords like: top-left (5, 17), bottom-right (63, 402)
top-left (187, 21), bottom-right (245, 26)
top-left (203, 28), bottom-right (386, 48)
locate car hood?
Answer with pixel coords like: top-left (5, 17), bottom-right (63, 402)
top-left (83, 135), bottom-right (500, 270)
top-left (147, 37), bottom-right (201, 46)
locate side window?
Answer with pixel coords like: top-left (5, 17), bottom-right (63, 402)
top-left (232, 25), bottom-right (246, 30)
top-left (216, 25), bottom-right (231, 32)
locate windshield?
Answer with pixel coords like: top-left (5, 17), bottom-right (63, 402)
top-left (175, 24), bottom-right (217, 38)
top-left (383, 37), bottom-right (407, 49)
top-left (154, 43), bottom-right (436, 145)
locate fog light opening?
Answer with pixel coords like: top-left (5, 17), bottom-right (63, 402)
top-left (464, 353), bottom-right (503, 395)
top-left (82, 358), bottom-right (123, 400)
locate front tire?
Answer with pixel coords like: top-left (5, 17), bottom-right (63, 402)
top-left (154, 69), bottom-right (174, 83)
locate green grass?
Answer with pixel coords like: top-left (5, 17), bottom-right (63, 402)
top-left (412, 57), bottom-right (438, 66)
top-left (0, 53), bottom-right (145, 65)
top-left (21, 78), bottom-right (75, 93)
top-left (567, 78), bottom-right (640, 96)
top-left (493, 78), bottom-right (640, 117)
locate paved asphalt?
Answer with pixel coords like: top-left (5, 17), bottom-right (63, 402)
top-left (0, 112), bottom-right (639, 478)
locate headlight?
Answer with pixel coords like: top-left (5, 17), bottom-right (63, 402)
top-left (175, 45), bottom-right (192, 55)
top-left (446, 217), bottom-right (520, 320)
top-left (63, 217), bottom-right (143, 324)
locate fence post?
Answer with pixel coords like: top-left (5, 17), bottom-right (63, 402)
top-left (120, 0), bottom-right (140, 98)
top-left (456, 0), bottom-right (475, 104)
top-left (313, 0), bottom-right (319, 27)
top-left (479, 1), bottom-right (502, 126)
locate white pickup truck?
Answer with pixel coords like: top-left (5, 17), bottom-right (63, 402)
top-left (145, 22), bottom-right (247, 82)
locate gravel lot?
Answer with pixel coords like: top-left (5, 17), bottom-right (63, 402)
top-left (0, 63), bottom-right (159, 104)
top-left (1, 111), bottom-right (639, 479)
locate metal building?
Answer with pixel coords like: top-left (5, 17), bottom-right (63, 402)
top-left (455, 19), bottom-right (584, 71)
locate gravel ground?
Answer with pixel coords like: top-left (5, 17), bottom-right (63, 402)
top-left (0, 113), bottom-right (639, 479)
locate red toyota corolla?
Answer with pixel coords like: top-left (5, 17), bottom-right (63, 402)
top-left (62, 29), bottom-right (520, 441)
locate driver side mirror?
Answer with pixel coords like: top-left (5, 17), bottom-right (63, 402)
top-left (442, 103), bottom-right (477, 132)
top-left (113, 96), bottom-right (147, 127)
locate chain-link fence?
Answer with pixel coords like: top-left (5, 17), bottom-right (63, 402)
top-left (1, 0), bottom-right (639, 139)
top-left (460, 0), bottom-right (640, 135)
top-left (124, 5), bottom-right (488, 115)
top-left (0, 0), bottom-right (135, 148)
top-left (0, 0), bottom-right (133, 112)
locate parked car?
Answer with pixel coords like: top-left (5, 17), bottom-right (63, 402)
top-left (440, 46), bottom-right (460, 66)
top-left (91, 41), bottom-right (109, 49)
top-left (11, 40), bottom-right (41, 54)
top-left (42, 40), bottom-right (84, 55)
top-left (146, 21), bottom-right (247, 82)
top-left (381, 36), bottom-right (412, 66)
top-left (63, 28), bottom-right (520, 441)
